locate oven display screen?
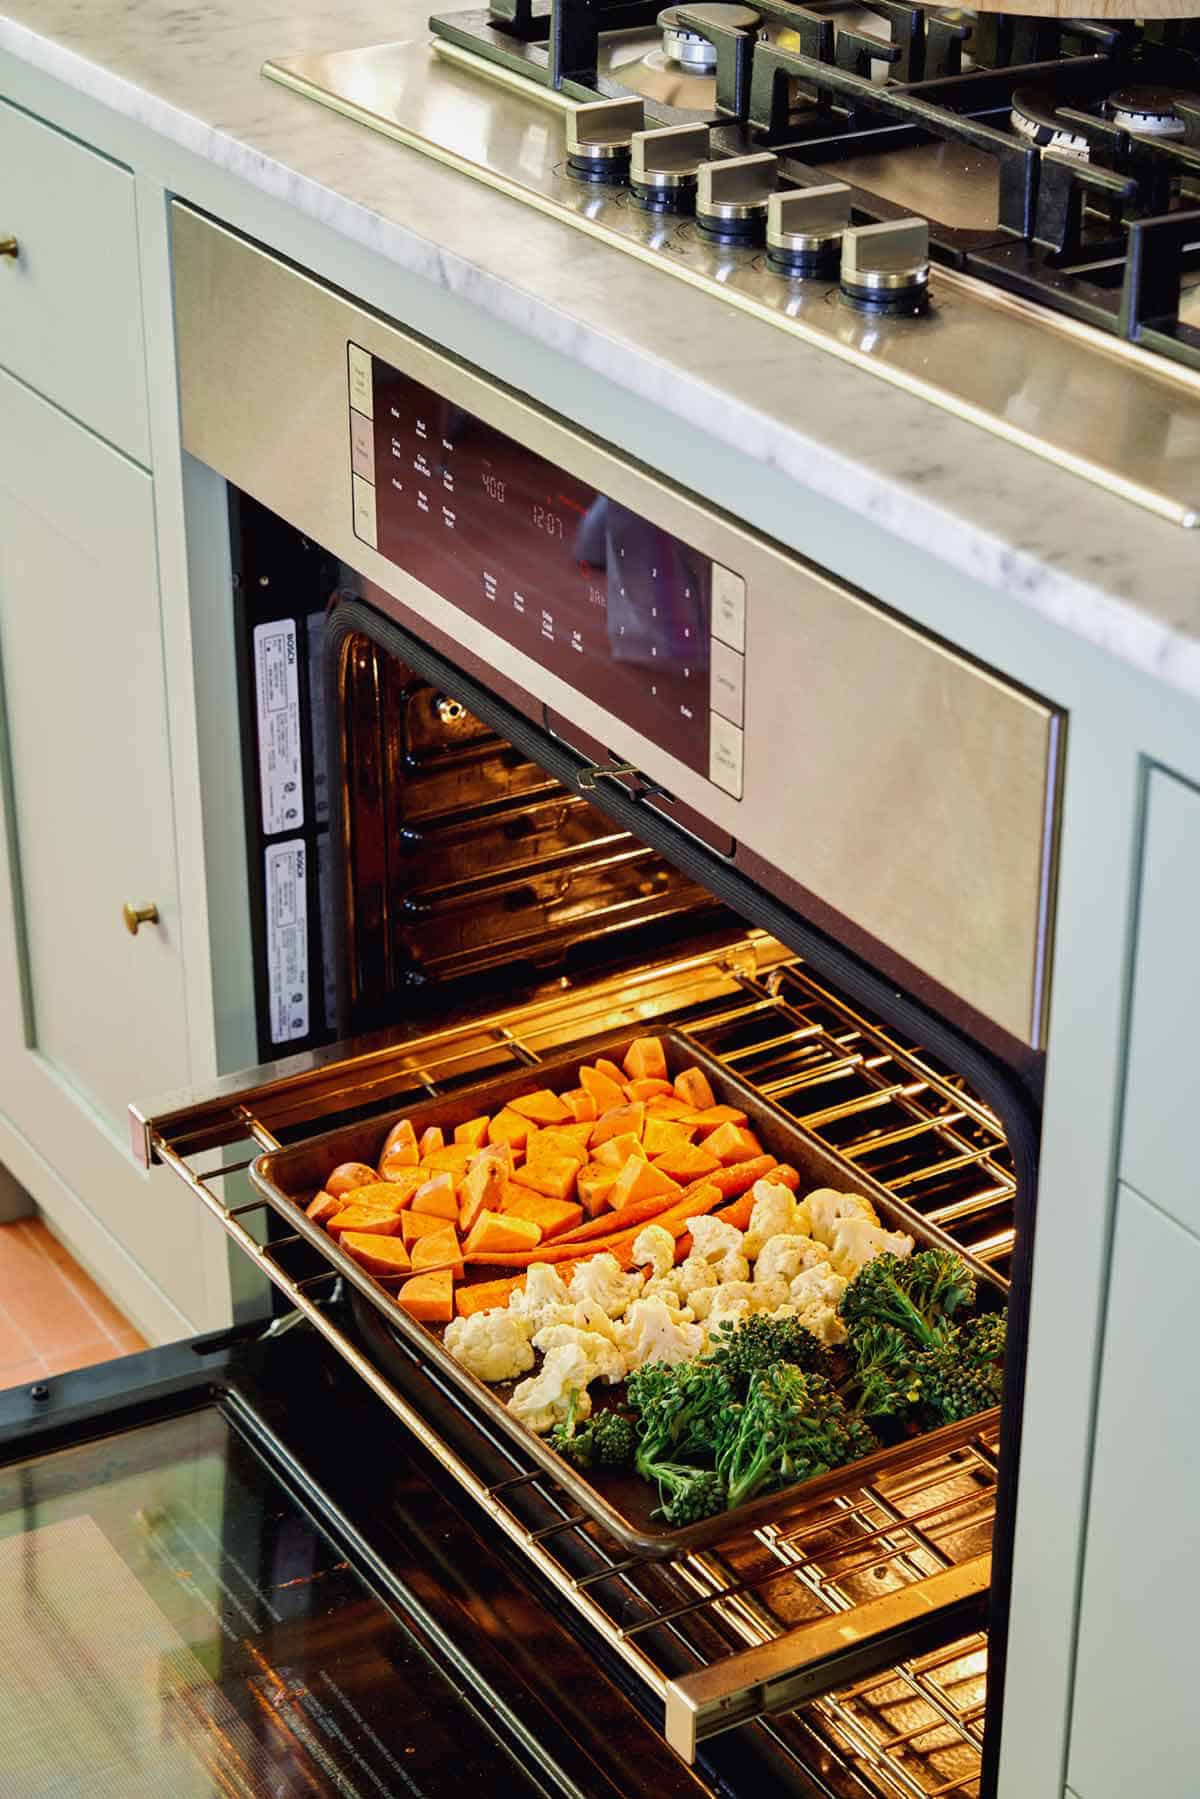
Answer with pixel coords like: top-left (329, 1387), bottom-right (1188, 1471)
top-left (353, 349), bottom-right (712, 774)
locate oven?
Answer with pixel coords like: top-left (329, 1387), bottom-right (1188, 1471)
top-left (106, 202), bottom-right (1060, 1798)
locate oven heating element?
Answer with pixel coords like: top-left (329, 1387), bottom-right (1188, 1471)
top-left (137, 938), bottom-right (1014, 1797)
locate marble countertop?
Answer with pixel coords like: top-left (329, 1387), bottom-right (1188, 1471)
top-left (4, 0), bottom-right (1200, 701)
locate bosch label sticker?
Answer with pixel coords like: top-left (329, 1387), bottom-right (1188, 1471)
top-left (265, 839), bottom-right (309, 1043)
top-left (253, 620), bottom-right (304, 836)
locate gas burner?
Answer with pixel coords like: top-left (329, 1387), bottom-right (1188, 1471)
top-left (1009, 89), bottom-right (1091, 160)
top-left (1107, 85), bottom-right (1190, 139)
top-left (658, 2), bottom-right (759, 72)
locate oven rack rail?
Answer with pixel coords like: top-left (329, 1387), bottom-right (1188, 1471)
top-left (137, 937), bottom-right (1009, 1794)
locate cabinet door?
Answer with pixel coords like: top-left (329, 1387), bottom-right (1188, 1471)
top-left (1120, 769), bottom-right (1200, 1235)
top-left (1066, 1183), bottom-right (1200, 1799)
top-left (0, 369), bottom-right (222, 1334)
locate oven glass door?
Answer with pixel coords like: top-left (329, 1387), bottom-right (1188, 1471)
top-left (0, 1379), bottom-right (548, 1799)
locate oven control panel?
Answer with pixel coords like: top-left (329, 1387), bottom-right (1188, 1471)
top-left (347, 343), bottom-right (744, 798)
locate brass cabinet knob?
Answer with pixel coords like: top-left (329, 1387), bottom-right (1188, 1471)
top-left (123, 901), bottom-right (160, 936)
top-left (0, 238), bottom-right (18, 259)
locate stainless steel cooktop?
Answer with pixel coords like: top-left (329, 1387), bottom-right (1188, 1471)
top-left (264, 19), bottom-right (1200, 527)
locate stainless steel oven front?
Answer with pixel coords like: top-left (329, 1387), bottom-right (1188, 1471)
top-left (145, 200), bottom-right (1065, 1799)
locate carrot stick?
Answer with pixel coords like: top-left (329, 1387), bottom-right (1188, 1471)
top-left (465, 1180), bottom-right (724, 1269)
top-left (674, 1164), bottom-right (801, 1259)
top-left (549, 1154), bottom-right (787, 1250)
top-left (454, 1273), bottom-right (527, 1316)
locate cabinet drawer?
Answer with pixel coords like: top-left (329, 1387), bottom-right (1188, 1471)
top-left (0, 101), bottom-right (149, 462)
top-left (1121, 769), bottom-right (1200, 1237)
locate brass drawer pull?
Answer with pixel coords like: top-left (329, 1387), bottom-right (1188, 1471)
top-left (0, 237), bottom-right (18, 259)
top-left (123, 901), bottom-right (159, 936)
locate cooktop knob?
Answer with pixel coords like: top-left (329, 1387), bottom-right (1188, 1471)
top-left (839, 218), bottom-right (930, 315)
top-left (658, 3), bottom-right (760, 72)
top-left (695, 151), bottom-right (778, 245)
top-left (766, 183), bottom-right (852, 278)
top-left (565, 98), bottom-right (645, 183)
top-left (630, 123), bottom-right (711, 213)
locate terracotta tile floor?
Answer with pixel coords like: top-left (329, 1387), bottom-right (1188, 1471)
top-left (0, 1218), bottom-right (146, 1388)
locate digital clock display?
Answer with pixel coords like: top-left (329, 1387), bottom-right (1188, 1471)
top-left (358, 351), bottom-right (712, 774)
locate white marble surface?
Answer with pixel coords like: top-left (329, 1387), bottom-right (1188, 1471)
top-left (4, 0), bottom-right (1200, 700)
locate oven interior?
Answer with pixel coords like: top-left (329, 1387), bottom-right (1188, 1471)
top-left (144, 497), bottom-right (1032, 1799)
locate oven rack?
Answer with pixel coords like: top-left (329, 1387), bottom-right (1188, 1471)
top-left (136, 935), bottom-right (1009, 1794)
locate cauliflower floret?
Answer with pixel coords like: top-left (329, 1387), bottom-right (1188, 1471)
top-left (792, 1297), bottom-right (848, 1347)
top-left (567, 1253), bottom-right (644, 1318)
top-left (750, 1274), bottom-right (792, 1311)
top-left (631, 1224), bottom-right (676, 1280)
top-left (743, 1180), bottom-right (799, 1258)
top-left (688, 1216), bottom-right (744, 1262)
top-left (508, 1343), bottom-right (593, 1434)
top-left (676, 1255), bottom-right (719, 1304)
top-left (642, 1272), bottom-right (691, 1311)
top-left (755, 1233), bottom-right (831, 1288)
top-left (789, 1264), bottom-right (848, 1311)
top-left (444, 1307), bottom-right (536, 1384)
top-left (801, 1188), bottom-right (878, 1247)
top-left (615, 1296), bottom-right (705, 1371)
top-left (509, 1262), bottom-right (571, 1333)
top-left (569, 1298), bottom-right (621, 1342)
top-left (828, 1217), bottom-right (914, 1278)
top-left (532, 1324), bottom-right (627, 1385)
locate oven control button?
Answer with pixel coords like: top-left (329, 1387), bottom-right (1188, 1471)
top-left (566, 98), bottom-right (645, 184)
top-left (695, 152), bottom-right (777, 246)
top-left (767, 183), bottom-right (851, 278)
top-left (352, 473), bottom-right (378, 550)
top-left (709, 711), bottom-right (744, 800)
top-left (710, 637), bottom-right (744, 728)
top-left (630, 122), bottom-right (710, 214)
top-left (711, 563), bottom-right (746, 653)
top-left (348, 341), bottom-right (374, 418)
top-left (350, 410), bottom-right (375, 483)
top-left (840, 218), bottom-right (930, 316)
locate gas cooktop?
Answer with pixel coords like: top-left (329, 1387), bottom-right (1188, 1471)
top-left (264, 6), bottom-right (1200, 526)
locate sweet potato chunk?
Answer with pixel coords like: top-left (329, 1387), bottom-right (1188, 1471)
top-left (381, 1119), bottom-right (419, 1166)
top-left (673, 1066), bottom-right (716, 1111)
top-left (474, 1139), bottom-right (515, 1178)
top-left (411, 1173), bottom-right (460, 1220)
top-left (682, 1104), bottom-right (750, 1138)
top-left (375, 1168), bottom-right (425, 1205)
top-left (507, 1088), bottom-right (571, 1125)
top-left (306, 1192), bottom-right (340, 1227)
top-left (423, 1145), bottom-right (475, 1177)
top-left (591, 1102), bottom-right (645, 1150)
top-left (454, 1116), bottom-right (491, 1150)
top-left (398, 1270), bottom-right (454, 1323)
top-left (625, 1077), bottom-right (674, 1101)
top-left (402, 1210), bottom-right (453, 1246)
top-left (606, 1155), bottom-right (681, 1212)
top-left (513, 1153), bottom-right (580, 1201)
top-left (502, 1189), bottom-right (583, 1239)
top-left (418, 1126), bottom-right (445, 1159)
top-left (525, 1127), bottom-right (588, 1166)
top-left (487, 1108), bottom-right (532, 1155)
top-left (652, 1143), bottom-right (722, 1183)
top-left (342, 1232), bottom-right (411, 1278)
top-left (410, 1225), bottom-right (464, 1277)
top-left (335, 1180), bottom-right (408, 1213)
top-left (579, 1065), bottom-right (625, 1113)
top-left (576, 1163), bottom-right (618, 1217)
top-left (325, 1162), bottom-right (379, 1201)
top-left (464, 1210), bottom-right (542, 1254)
top-left (562, 1087), bottom-right (598, 1123)
top-left (623, 1036), bottom-right (668, 1082)
top-left (644, 1096), bottom-right (694, 1120)
top-left (642, 1117), bottom-right (698, 1157)
top-left (458, 1154), bottom-right (507, 1233)
top-left (328, 1205), bottom-right (404, 1238)
top-left (705, 1121), bottom-right (764, 1165)
top-left (595, 1057), bottom-right (628, 1089)
top-left (455, 1274), bottom-right (525, 1318)
top-left (593, 1131), bottom-right (646, 1169)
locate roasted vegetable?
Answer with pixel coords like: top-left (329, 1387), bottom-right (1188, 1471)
top-left (907, 1311), bottom-right (1008, 1424)
top-left (840, 1249), bottom-right (1003, 1429)
top-left (839, 1249), bottom-right (976, 1348)
top-left (716, 1365), bottom-right (875, 1509)
top-left (705, 1312), bottom-right (833, 1387)
top-left (647, 1462), bottom-right (728, 1526)
top-left (627, 1358), bottom-right (737, 1475)
top-left (549, 1392), bottom-right (637, 1471)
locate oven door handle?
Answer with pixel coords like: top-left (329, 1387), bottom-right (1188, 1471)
top-left (662, 1552), bottom-right (991, 1759)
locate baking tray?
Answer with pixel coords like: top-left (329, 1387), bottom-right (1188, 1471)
top-left (250, 1029), bottom-right (1006, 1557)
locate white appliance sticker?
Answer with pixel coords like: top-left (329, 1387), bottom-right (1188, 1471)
top-left (253, 619), bottom-right (305, 835)
top-left (265, 839), bottom-right (309, 1043)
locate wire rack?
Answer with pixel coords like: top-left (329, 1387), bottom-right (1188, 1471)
top-left (137, 934), bottom-right (1009, 1796)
